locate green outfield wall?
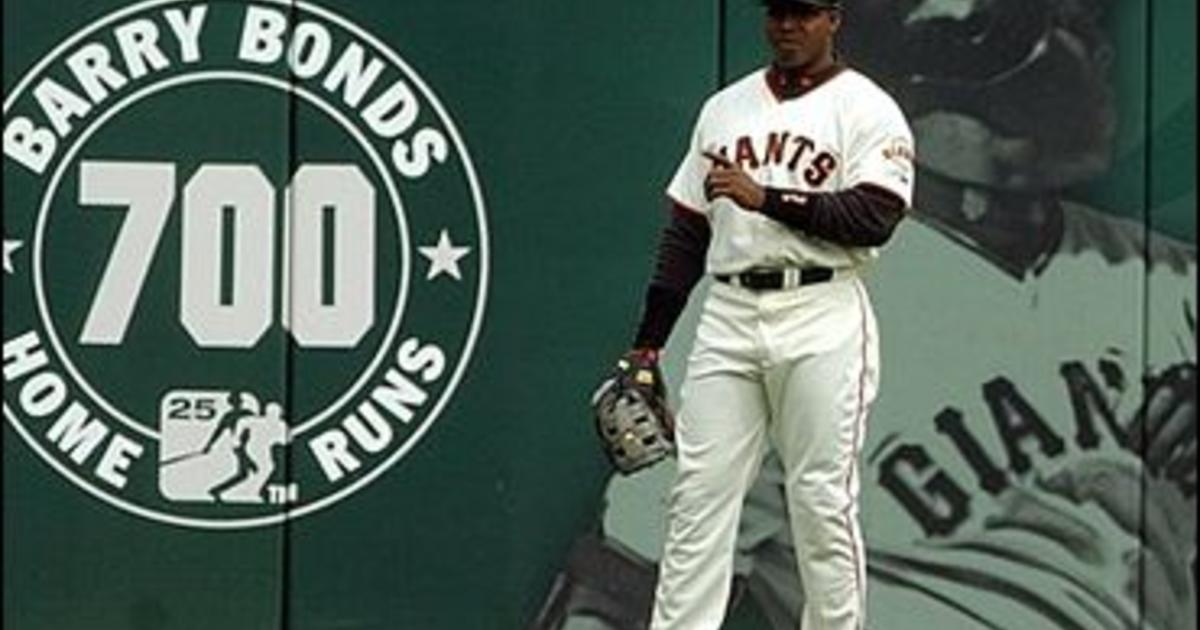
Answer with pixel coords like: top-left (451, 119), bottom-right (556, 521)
top-left (3, 2), bottom-right (1194, 629)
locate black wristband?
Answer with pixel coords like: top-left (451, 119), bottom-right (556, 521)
top-left (760, 187), bottom-right (814, 230)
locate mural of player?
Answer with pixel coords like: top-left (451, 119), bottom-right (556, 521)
top-left (159, 391), bottom-right (290, 504)
top-left (847, 1), bottom-right (1196, 628)
top-left (535, 1), bottom-right (1195, 628)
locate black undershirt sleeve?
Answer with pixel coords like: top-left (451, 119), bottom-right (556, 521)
top-left (632, 203), bottom-right (711, 349)
top-left (759, 183), bottom-right (907, 247)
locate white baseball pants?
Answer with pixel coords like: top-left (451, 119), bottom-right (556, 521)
top-left (650, 275), bottom-right (879, 630)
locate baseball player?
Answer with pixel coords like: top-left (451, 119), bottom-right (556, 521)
top-left (618, 0), bottom-right (914, 627)
top-left (536, 1), bottom-right (1194, 629)
top-left (722, 1), bottom-right (1198, 628)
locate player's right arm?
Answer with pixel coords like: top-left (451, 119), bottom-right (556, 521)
top-left (630, 104), bottom-right (715, 354)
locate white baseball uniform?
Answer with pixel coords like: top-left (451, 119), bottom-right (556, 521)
top-left (723, 199), bottom-right (1197, 630)
top-left (648, 65), bottom-right (914, 630)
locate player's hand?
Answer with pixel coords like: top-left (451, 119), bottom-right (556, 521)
top-left (1127, 362), bottom-right (1196, 493)
top-left (703, 151), bottom-right (766, 210)
top-left (1038, 455), bottom-right (1195, 630)
top-left (618, 348), bottom-right (670, 414)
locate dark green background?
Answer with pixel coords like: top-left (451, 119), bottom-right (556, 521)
top-left (3, 1), bottom-right (1194, 629)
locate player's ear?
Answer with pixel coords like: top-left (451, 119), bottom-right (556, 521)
top-left (828, 9), bottom-right (842, 32)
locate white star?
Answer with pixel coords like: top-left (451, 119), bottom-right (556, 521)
top-left (3, 239), bottom-right (23, 274)
top-left (418, 230), bottom-right (471, 281)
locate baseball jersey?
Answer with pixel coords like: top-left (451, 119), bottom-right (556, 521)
top-left (861, 202), bottom-right (1196, 630)
top-left (666, 66), bottom-right (915, 274)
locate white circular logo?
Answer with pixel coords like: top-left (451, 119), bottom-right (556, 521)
top-left (2, 0), bottom-right (489, 528)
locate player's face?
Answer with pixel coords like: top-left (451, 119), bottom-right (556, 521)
top-left (840, 0), bottom-right (1116, 190)
top-left (765, 4), bottom-right (840, 69)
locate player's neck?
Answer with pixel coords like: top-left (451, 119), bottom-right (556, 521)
top-left (915, 173), bottom-right (1065, 280)
top-left (767, 54), bottom-right (842, 100)
top-left (772, 47), bottom-right (836, 76)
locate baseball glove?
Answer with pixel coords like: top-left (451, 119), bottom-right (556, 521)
top-left (591, 349), bottom-right (675, 475)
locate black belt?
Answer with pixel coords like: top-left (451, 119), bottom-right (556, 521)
top-left (714, 267), bottom-right (835, 291)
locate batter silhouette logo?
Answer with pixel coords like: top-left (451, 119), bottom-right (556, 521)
top-left (2, 0), bottom-right (489, 528)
